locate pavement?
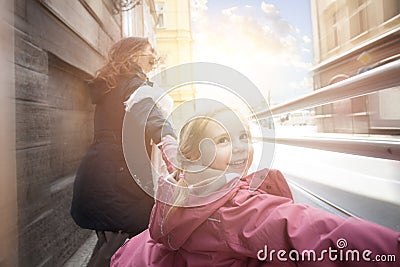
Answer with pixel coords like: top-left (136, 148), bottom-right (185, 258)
top-left (63, 232), bottom-right (97, 267)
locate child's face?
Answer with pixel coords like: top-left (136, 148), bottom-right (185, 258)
top-left (200, 110), bottom-right (254, 176)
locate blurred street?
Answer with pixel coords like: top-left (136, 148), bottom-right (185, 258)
top-left (268, 125), bottom-right (400, 231)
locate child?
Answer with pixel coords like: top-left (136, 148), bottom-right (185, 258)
top-left (111, 107), bottom-right (400, 266)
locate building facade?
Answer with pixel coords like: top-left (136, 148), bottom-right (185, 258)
top-left (122, 0), bottom-right (158, 42)
top-left (154, 0), bottom-right (195, 124)
top-left (310, 0), bottom-right (400, 134)
top-left (4, 0), bottom-right (157, 266)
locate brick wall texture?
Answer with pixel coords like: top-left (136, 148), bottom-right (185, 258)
top-left (15, 31), bottom-right (95, 266)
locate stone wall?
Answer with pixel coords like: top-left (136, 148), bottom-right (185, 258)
top-left (15, 30), bottom-right (94, 266)
top-left (11, 0), bottom-right (124, 265)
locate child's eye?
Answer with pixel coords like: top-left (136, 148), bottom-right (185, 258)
top-left (240, 133), bottom-right (249, 141)
top-left (217, 137), bottom-right (230, 144)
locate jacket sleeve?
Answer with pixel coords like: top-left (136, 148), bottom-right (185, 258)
top-left (134, 97), bottom-right (176, 144)
top-left (219, 187), bottom-right (400, 266)
top-left (122, 97), bottom-right (176, 200)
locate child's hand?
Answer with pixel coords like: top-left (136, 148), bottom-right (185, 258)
top-left (160, 135), bottom-right (178, 173)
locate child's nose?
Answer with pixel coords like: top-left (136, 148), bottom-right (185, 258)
top-left (232, 139), bottom-right (246, 153)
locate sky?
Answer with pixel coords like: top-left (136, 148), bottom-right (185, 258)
top-left (190, 0), bottom-right (313, 106)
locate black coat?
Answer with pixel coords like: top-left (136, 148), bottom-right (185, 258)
top-left (70, 75), bottom-right (175, 234)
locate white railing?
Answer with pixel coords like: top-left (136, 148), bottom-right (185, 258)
top-left (254, 59), bottom-right (400, 161)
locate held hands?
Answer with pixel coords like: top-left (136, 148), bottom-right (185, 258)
top-left (160, 135), bottom-right (179, 173)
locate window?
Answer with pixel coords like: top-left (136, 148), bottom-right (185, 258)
top-left (383, 0), bottom-right (400, 21)
top-left (122, 9), bottom-right (135, 37)
top-left (156, 3), bottom-right (165, 28)
top-left (327, 11), bottom-right (339, 51)
top-left (349, 0), bottom-right (368, 39)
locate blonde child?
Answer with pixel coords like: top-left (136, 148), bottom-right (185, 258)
top-left (111, 107), bottom-right (399, 266)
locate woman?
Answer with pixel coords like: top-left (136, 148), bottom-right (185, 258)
top-left (111, 107), bottom-right (399, 266)
top-left (70, 37), bottom-right (176, 265)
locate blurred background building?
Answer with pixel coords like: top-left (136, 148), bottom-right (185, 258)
top-left (154, 0), bottom-right (195, 125)
top-left (310, 0), bottom-right (400, 134)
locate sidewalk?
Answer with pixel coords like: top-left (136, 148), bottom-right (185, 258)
top-left (63, 232), bottom-right (97, 267)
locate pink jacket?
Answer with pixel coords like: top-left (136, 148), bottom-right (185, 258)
top-left (111, 169), bottom-right (400, 266)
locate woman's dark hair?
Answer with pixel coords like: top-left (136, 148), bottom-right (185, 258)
top-left (93, 37), bottom-right (151, 88)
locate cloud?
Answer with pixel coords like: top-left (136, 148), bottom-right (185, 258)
top-left (289, 77), bottom-right (313, 90)
top-left (221, 6), bottom-right (238, 16)
top-left (193, 4), bottom-right (307, 66)
top-left (191, 0), bottom-right (208, 11)
top-left (303, 35), bottom-right (311, 44)
top-left (191, 1), bottom-right (313, 104)
top-left (191, 0), bottom-right (209, 22)
top-left (261, 2), bottom-right (279, 17)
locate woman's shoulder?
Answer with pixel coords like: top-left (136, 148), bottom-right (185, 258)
top-left (124, 79), bottom-right (166, 112)
top-left (120, 76), bottom-right (146, 100)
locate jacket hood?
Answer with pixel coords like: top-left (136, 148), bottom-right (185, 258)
top-left (148, 170), bottom-right (270, 250)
